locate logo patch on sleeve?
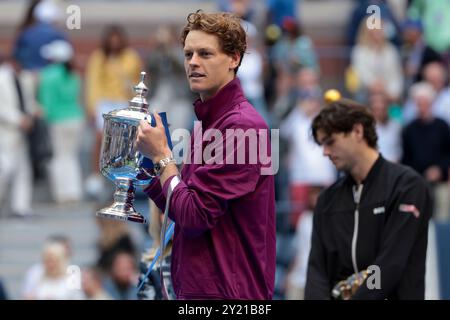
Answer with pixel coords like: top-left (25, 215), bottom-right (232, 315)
top-left (399, 204), bottom-right (420, 218)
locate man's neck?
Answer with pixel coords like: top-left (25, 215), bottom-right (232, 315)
top-left (419, 114), bottom-right (434, 123)
top-left (200, 75), bottom-right (236, 102)
top-left (350, 148), bottom-right (380, 185)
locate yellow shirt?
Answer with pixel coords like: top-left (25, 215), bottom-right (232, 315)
top-left (85, 48), bottom-right (142, 113)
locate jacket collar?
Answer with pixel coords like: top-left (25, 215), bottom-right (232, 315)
top-left (193, 77), bottom-right (246, 127)
top-left (345, 153), bottom-right (385, 186)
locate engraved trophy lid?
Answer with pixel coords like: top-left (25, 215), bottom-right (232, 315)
top-left (129, 71), bottom-right (149, 112)
top-left (104, 71), bottom-right (150, 121)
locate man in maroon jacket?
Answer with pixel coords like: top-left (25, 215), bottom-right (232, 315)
top-left (136, 11), bottom-right (276, 299)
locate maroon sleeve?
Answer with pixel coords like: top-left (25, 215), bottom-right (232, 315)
top-left (164, 162), bottom-right (260, 237)
top-left (143, 177), bottom-right (167, 212)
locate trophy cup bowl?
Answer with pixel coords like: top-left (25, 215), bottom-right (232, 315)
top-left (96, 72), bottom-right (171, 224)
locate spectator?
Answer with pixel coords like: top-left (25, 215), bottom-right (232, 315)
top-left (96, 218), bottom-right (137, 273)
top-left (402, 82), bottom-right (450, 220)
top-left (273, 67), bottom-right (321, 123)
top-left (22, 235), bottom-right (72, 298)
top-left (81, 266), bottom-right (112, 300)
top-left (401, 19), bottom-right (442, 89)
top-left (402, 82), bottom-right (450, 181)
top-left (0, 55), bottom-right (38, 218)
top-left (103, 252), bottom-right (139, 300)
top-left (402, 62), bottom-right (450, 125)
top-left (407, 0), bottom-right (450, 55)
top-left (350, 18), bottom-right (404, 103)
top-left (280, 85), bottom-right (336, 228)
top-left (369, 93), bottom-right (402, 162)
top-left (146, 26), bottom-right (194, 132)
top-left (228, 0), bottom-right (267, 31)
top-left (84, 25), bottom-right (142, 199)
top-left (285, 185), bottom-right (323, 300)
top-left (238, 20), bottom-right (271, 126)
top-left (38, 40), bottom-right (85, 204)
top-left (24, 242), bottom-right (83, 300)
top-left (347, 0), bottom-right (402, 48)
top-left (13, 0), bottom-right (67, 71)
top-left (272, 17), bottom-right (319, 101)
top-left (266, 0), bottom-right (298, 28)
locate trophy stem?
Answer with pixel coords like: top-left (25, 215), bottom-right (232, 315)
top-left (96, 178), bottom-right (147, 224)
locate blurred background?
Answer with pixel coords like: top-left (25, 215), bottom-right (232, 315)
top-left (0, 0), bottom-right (449, 300)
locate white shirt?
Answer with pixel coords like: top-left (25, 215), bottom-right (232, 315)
top-left (281, 107), bottom-right (336, 185)
top-left (402, 87), bottom-right (450, 125)
top-left (376, 119), bottom-right (402, 162)
top-left (238, 49), bottom-right (264, 100)
top-left (351, 44), bottom-right (404, 99)
top-left (31, 275), bottom-right (83, 300)
top-left (289, 212), bottom-right (313, 288)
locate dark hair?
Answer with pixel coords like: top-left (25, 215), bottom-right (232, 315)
top-left (101, 25), bottom-right (128, 57)
top-left (311, 99), bottom-right (378, 148)
top-left (18, 0), bottom-right (41, 32)
top-left (180, 10), bottom-right (247, 74)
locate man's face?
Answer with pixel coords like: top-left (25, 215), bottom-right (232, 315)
top-left (112, 253), bottom-right (136, 286)
top-left (316, 129), bottom-right (359, 172)
top-left (403, 28), bottom-right (421, 45)
top-left (183, 30), bottom-right (239, 101)
top-left (369, 95), bottom-right (388, 123)
top-left (415, 95), bottom-right (433, 119)
top-left (424, 64), bottom-right (445, 91)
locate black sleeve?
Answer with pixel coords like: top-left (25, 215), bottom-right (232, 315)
top-left (351, 172), bottom-right (432, 300)
top-left (437, 121), bottom-right (450, 181)
top-left (304, 195), bottom-right (332, 300)
top-left (401, 125), bottom-right (412, 167)
top-left (0, 280), bottom-right (8, 300)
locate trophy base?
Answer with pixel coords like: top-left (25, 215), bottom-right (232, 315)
top-left (96, 207), bottom-right (147, 224)
top-left (96, 177), bottom-right (147, 224)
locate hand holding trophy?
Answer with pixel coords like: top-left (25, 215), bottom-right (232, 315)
top-left (96, 72), bottom-right (172, 224)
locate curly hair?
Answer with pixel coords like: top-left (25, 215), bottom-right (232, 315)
top-left (311, 99), bottom-right (378, 149)
top-left (180, 10), bottom-right (247, 74)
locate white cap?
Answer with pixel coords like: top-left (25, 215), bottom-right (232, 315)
top-left (40, 40), bottom-right (74, 63)
top-left (33, 0), bottom-right (64, 24)
top-left (409, 82), bottom-right (436, 101)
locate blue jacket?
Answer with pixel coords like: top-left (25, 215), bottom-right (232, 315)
top-left (14, 22), bottom-right (67, 70)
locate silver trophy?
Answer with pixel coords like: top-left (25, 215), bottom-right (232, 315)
top-left (96, 72), bottom-right (171, 224)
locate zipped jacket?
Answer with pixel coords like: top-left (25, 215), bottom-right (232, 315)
top-left (305, 155), bottom-right (432, 300)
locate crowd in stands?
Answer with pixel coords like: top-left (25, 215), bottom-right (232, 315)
top-left (1, 0), bottom-right (449, 300)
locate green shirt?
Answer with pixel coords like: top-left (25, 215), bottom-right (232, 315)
top-left (408, 0), bottom-right (450, 53)
top-left (38, 63), bottom-right (84, 123)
